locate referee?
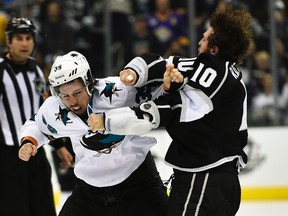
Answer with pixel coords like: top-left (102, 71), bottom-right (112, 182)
top-left (0, 17), bottom-right (56, 216)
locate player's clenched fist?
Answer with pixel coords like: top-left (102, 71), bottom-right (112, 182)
top-left (163, 64), bottom-right (184, 91)
top-left (120, 69), bottom-right (137, 86)
top-left (18, 143), bottom-right (38, 161)
top-left (87, 113), bottom-right (105, 132)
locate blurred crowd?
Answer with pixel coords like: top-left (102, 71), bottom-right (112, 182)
top-left (1, 0), bottom-right (288, 126)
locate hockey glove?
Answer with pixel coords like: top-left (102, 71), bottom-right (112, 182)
top-left (80, 131), bottom-right (125, 152)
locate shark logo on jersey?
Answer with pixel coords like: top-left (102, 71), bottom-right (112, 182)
top-left (55, 106), bottom-right (73, 125)
top-left (100, 81), bottom-right (122, 102)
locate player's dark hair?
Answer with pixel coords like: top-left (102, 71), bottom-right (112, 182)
top-left (208, 5), bottom-right (254, 65)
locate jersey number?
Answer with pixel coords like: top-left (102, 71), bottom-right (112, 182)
top-left (178, 61), bottom-right (217, 88)
top-left (191, 63), bottom-right (216, 87)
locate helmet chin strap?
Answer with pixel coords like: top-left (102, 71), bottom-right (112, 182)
top-left (50, 86), bottom-right (58, 96)
top-left (86, 85), bottom-right (92, 96)
top-left (86, 79), bottom-right (97, 96)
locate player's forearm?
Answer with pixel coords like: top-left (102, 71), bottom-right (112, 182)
top-left (88, 105), bottom-right (160, 135)
top-left (124, 53), bottom-right (169, 87)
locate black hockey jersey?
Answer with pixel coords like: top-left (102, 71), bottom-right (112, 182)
top-left (125, 53), bottom-right (248, 171)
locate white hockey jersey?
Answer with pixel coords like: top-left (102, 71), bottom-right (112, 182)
top-left (20, 76), bottom-right (165, 187)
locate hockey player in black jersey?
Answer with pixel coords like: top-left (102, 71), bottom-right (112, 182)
top-left (88, 5), bottom-right (254, 216)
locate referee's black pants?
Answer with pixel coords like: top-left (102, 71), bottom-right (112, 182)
top-left (59, 151), bottom-right (168, 216)
top-left (0, 146), bottom-right (56, 216)
top-left (168, 161), bottom-right (241, 216)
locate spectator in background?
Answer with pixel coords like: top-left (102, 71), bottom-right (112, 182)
top-left (146, 0), bottom-right (188, 57)
top-left (37, 0), bottom-right (76, 76)
top-left (252, 51), bottom-right (270, 84)
top-left (247, 36), bottom-right (288, 126)
top-left (194, 0), bottom-right (219, 45)
top-left (246, 50), bottom-right (270, 111)
top-left (274, 0), bottom-right (288, 43)
top-left (250, 74), bottom-right (277, 125)
top-left (132, 0), bottom-right (150, 15)
top-left (279, 75), bottom-right (288, 124)
top-left (131, 13), bottom-right (152, 56)
top-left (275, 37), bottom-right (288, 92)
top-left (110, 0), bottom-right (134, 72)
top-left (76, 0), bottom-right (134, 77)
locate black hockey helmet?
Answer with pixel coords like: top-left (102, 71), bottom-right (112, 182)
top-left (5, 17), bottom-right (36, 41)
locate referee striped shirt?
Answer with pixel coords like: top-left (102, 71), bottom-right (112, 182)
top-left (0, 53), bottom-right (46, 147)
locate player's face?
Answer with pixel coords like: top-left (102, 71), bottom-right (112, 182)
top-left (198, 26), bottom-right (213, 54)
top-left (59, 79), bottom-right (90, 116)
top-left (6, 33), bottom-right (34, 64)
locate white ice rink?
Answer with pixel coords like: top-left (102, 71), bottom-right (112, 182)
top-left (57, 192), bottom-right (288, 215)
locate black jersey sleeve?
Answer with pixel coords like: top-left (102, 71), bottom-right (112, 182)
top-left (124, 53), bottom-right (190, 87)
top-left (151, 91), bottom-right (183, 127)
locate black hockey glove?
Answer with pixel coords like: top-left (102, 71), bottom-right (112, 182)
top-left (80, 131), bottom-right (125, 152)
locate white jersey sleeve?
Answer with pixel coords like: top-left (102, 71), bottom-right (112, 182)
top-left (20, 118), bottom-right (49, 148)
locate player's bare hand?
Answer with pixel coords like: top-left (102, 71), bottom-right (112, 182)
top-left (163, 64), bottom-right (184, 91)
top-left (18, 143), bottom-right (37, 161)
top-left (57, 146), bottom-right (74, 169)
top-left (120, 69), bottom-right (137, 86)
top-left (87, 113), bottom-right (105, 132)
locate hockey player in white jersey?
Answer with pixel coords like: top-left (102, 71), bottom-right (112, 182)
top-left (18, 51), bottom-right (168, 216)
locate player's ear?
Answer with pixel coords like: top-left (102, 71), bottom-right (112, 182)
top-left (5, 36), bottom-right (11, 46)
top-left (210, 46), bottom-right (219, 56)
